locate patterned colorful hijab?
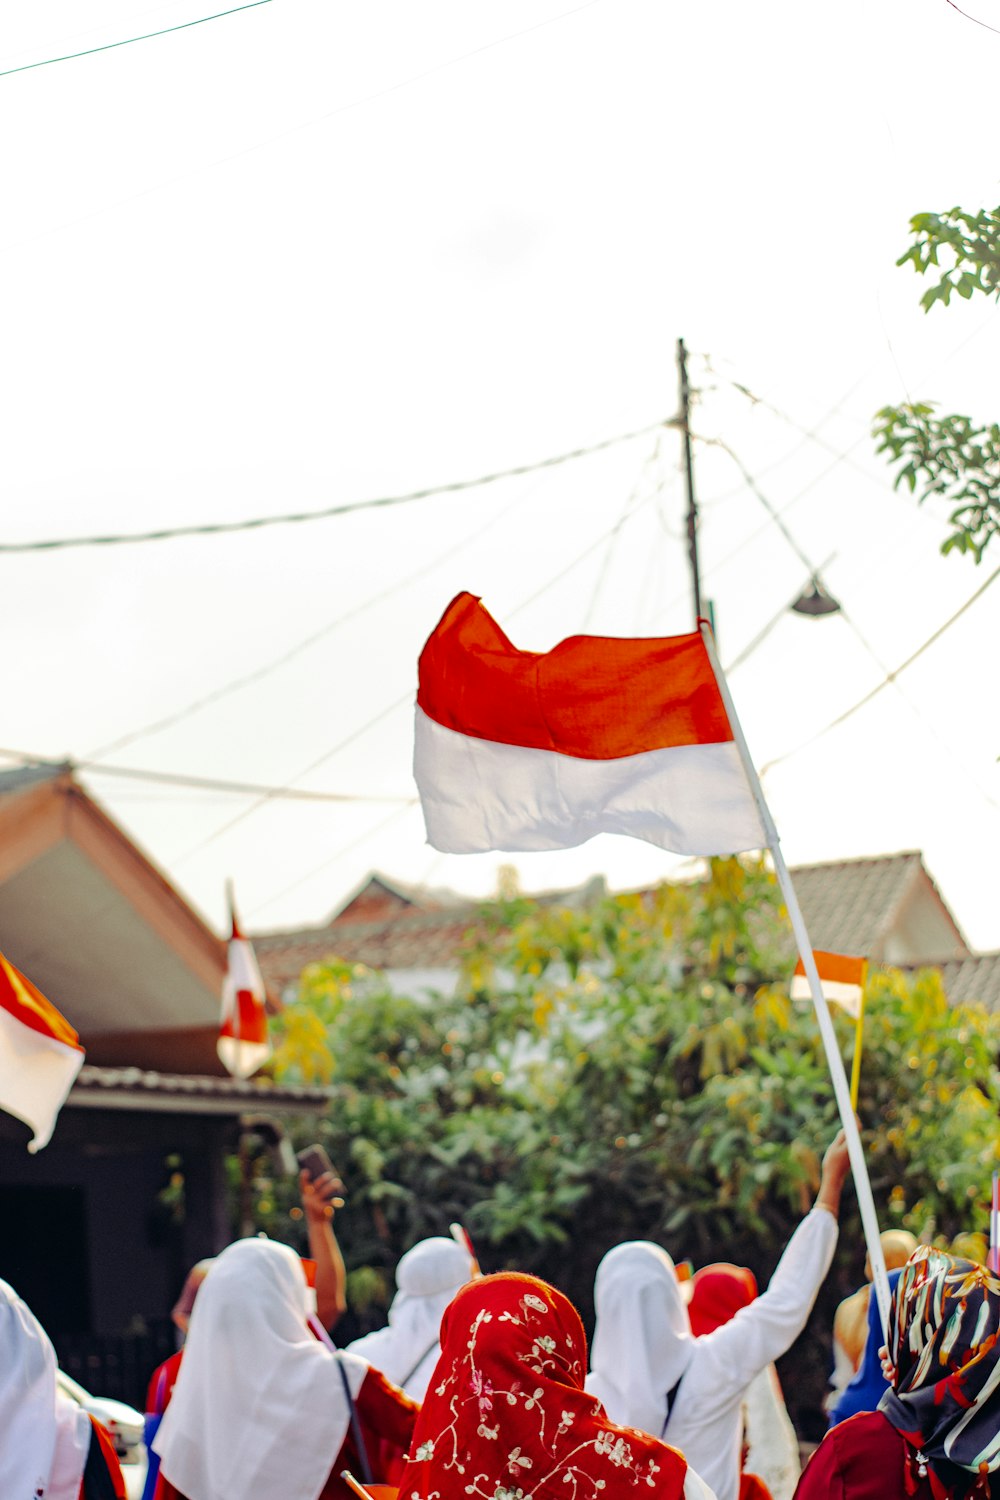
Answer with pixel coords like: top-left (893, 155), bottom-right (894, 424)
top-left (879, 1249), bottom-right (1000, 1498)
top-left (404, 1271), bottom-right (689, 1500)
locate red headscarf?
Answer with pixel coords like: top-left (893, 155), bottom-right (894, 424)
top-left (404, 1271), bottom-right (689, 1500)
top-left (687, 1263), bottom-right (758, 1338)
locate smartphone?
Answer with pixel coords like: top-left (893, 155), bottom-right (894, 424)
top-left (296, 1144), bottom-right (339, 1185)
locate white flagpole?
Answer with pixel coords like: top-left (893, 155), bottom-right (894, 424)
top-left (699, 622), bottom-right (892, 1339)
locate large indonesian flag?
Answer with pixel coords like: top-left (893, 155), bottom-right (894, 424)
top-left (217, 898), bottom-right (271, 1079)
top-left (0, 950), bottom-right (84, 1152)
top-left (414, 593), bottom-right (766, 856)
top-left (790, 951), bottom-right (867, 1018)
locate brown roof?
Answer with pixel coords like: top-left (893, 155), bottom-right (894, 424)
top-left (326, 872), bottom-right (469, 927)
top-left (254, 856), bottom-right (976, 996)
top-left (786, 851), bottom-right (968, 961)
top-left (254, 873), bottom-right (608, 993)
top-left (255, 907), bottom-right (483, 993)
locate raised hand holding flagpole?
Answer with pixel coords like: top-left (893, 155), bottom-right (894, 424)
top-left (698, 622), bottom-right (891, 1337)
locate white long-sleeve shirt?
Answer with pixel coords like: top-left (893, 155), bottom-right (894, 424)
top-left (660, 1209), bottom-right (837, 1500)
top-left (587, 1209), bottom-right (837, 1500)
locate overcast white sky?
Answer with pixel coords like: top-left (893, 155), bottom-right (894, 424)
top-left (2, 0), bottom-right (999, 948)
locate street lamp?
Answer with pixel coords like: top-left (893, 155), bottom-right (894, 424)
top-left (790, 577), bottom-right (842, 617)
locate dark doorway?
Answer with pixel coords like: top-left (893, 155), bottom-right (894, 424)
top-left (0, 1184), bottom-right (91, 1334)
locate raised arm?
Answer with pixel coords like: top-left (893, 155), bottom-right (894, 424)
top-left (301, 1167), bottom-right (348, 1330)
top-left (701, 1130), bottom-right (851, 1384)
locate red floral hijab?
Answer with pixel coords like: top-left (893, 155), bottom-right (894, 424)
top-left (403, 1272), bottom-right (689, 1500)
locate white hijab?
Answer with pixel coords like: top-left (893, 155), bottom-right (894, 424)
top-left (0, 1277), bottom-right (91, 1500)
top-left (585, 1241), bottom-right (695, 1437)
top-left (153, 1238), bottom-right (367, 1500)
top-left (347, 1237), bottom-right (473, 1399)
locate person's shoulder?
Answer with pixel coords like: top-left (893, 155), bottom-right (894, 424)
top-left (833, 1287), bottom-right (870, 1364)
top-left (827, 1408), bottom-right (899, 1462)
top-left (834, 1286), bottom-right (868, 1329)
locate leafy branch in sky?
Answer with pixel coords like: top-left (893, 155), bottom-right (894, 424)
top-left (873, 205), bottom-right (1000, 560)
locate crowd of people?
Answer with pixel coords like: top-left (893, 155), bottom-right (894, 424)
top-left (6, 1127), bottom-right (1000, 1500)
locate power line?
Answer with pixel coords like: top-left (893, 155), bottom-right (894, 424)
top-left (723, 556), bottom-right (837, 674)
top-left (171, 695), bottom-right (414, 865)
top-left (247, 803), bottom-right (416, 920)
top-left (724, 377), bottom-right (885, 484)
top-left (0, 418), bottom-right (669, 554)
top-left (759, 561), bottom-right (1000, 775)
top-left (944, 0), bottom-right (1000, 34)
top-left (84, 468), bottom-right (559, 761)
top-left (0, 0), bottom-right (273, 78)
top-left (705, 437), bottom-right (822, 580)
top-left (582, 435), bottom-right (668, 630)
top-left (171, 489), bottom-right (664, 862)
top-left (0, 1), bottom-right (605, 261)
top-left (0, 748), bottom-right (414, 805)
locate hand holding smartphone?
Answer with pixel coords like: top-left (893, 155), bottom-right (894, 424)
top-left (297, 1144), bottom-right (346, 1213)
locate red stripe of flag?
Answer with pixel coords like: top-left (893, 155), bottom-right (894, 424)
top-left (417, 592), bottom-right (734, 760)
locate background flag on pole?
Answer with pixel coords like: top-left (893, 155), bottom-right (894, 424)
top-left (218, 888), bottom-right (271, 1079)
top-left (414, 592), bottom-right (766, 856)
top-left (790, 951), bottom-right (867, 1019)
top-left (0, 950), bottom-right (84, 1151)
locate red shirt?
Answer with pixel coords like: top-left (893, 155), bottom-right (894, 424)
top-left (793, 1410), bottom-right (999, 1500)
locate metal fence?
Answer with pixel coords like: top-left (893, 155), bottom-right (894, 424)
top-left (56, 1321), bottom-right (177, 1409)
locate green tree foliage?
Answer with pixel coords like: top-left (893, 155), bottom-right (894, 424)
top-left (874, 206), bottom-right (1000, 560)
top-left (247, 859), bottom-right (1000, 1432)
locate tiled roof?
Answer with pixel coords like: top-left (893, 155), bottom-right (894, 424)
top-left (786, 851), bottom-right (963, 959)
top-left (255, 908), bottom-right (483, 993)
top-left (254, 873), bottom-right (609, 992)
top-left (918, 953), bottom-right (1000, 1013)
top-left (255, 856), bottom-right (975, 995)
top-left (328, 872), bottom-right (471, 924)
top-left (69, 1065), bottom-right (332, 1113)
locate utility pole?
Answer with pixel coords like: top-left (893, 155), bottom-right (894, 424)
top-left (677, 337), bottom-right (704, 626)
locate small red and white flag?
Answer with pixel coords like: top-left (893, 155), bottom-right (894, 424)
top-left (790, 951), bottom-right (867, 1018)
top-left (414, 593), bottom-right (766, 857)
top-left (217, 892), bottom-right (271, 1079)
top-left (0, 950), bottom-right (84, 1152)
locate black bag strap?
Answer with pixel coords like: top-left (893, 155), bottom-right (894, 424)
top-left (659, 1373), bottom-right (685, 1440)
top-left (399, 1338), bottom-right (440, 1392)
top-left (336, 1353), bottom-right (373, 1485)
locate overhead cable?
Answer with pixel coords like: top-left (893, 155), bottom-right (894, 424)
top-left (705, 437), bottom-right (828, 580)
top-left (0, 418), bottom-right (670, 554)
top-left (0, 748), bottom-right (413, 805)
top-left (760, 561), bottom-right (1000, 775)
top-left (0, 0), bottom-right (273, 78)
top-left (171, 488), bottom-right (664, 861)
top-left (247, 803), bottom-right (417, 920)
top-left (84, 469), bottom-right (558, 761)
top-left (944, 0), bottom-right (1000, 34)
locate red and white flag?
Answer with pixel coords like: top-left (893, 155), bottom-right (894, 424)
top-left (217, 893), bottom-right (271, 1079)
top-left (0, 950), bottom-right (84, 1152)
top-left (414, 593), bottom-right (766, 857)
top-left (790, 951), bottom-right (867, 1018)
